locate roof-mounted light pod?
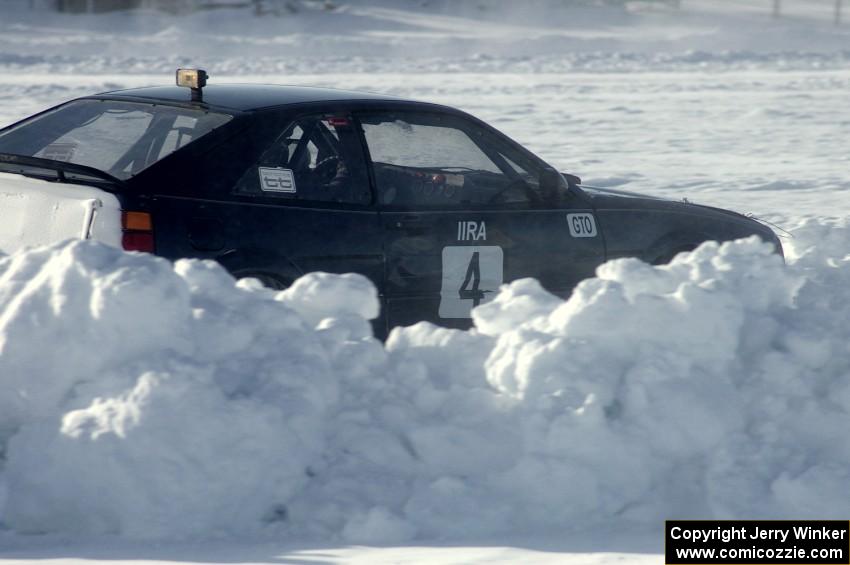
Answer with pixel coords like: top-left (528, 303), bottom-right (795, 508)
top-left (176, 68), bottom-right (208, 103)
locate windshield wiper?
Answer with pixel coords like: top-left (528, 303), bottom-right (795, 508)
top-left (0, 153), bottom-right (126, 192)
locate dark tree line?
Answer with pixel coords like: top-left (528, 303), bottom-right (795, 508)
top-left (50, 0), bottom-right (310, 15)
top-left (43, 0), bottom-right (847, 24)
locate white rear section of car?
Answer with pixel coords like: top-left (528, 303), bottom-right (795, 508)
top-left (0, 172), bottom-right (122, 253)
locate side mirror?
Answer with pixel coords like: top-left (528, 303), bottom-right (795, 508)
top-left (562, 172), bottom-right (581, 187)
top-left (539, 169), bottom-right (563, 201)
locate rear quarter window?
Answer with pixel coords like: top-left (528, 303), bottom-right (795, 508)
top-left (0, 99), bottom-right (232, 180)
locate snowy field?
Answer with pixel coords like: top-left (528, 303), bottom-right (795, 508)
top-left (2, 1), bottom-right (850, 563)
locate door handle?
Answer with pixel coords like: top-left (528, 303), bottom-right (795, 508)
top-left (389, 216), bottom-right (428, 232)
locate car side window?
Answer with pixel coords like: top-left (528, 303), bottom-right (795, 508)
top-left (358, 111), bottom-right (546, 208)
top-left (234, 114), bottom-right (371, 205)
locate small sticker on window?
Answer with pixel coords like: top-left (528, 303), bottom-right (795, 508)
top-left (39, 143), bottom-right (77, 162)
top-left (445, 174), bottom-right (464, 188)
top-left (259, 167), bottom-right (296, 193)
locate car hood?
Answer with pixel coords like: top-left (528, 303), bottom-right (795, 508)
top-left (581, 184), bottom-right (669, 201)
top-left (580, 184), bottom-right (751, 220)
top-left (579, 184), bottom-right (781, 256)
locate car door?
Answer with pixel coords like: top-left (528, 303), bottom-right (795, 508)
top-left (357, 109), bottom-right (605, 330)
top-left (150, 109), bottom-right (385, 322)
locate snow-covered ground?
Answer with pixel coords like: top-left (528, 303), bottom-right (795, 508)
top-left (2, 1), bottom-right (850, 563)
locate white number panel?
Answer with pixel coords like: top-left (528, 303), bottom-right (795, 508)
top-left (439, 245), bottom-right (504, 319)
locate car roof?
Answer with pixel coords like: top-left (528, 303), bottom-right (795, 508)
top-left (95, 84), bottom-right (408, 112)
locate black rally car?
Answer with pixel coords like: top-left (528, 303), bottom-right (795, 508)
top-left (0, 70), bottom-right (781, 335)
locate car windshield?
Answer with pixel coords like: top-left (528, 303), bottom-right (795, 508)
top-left (0, 99), bottom-right (232, 180)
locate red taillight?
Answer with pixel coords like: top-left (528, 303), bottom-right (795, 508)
top-left (121, 211), bottom-right (154, 253)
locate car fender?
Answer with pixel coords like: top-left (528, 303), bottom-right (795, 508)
top-left (645, 231), bottom-right (710, 265)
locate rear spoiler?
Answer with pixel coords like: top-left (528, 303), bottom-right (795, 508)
top-left (0, 153), bottom-right (126, 192)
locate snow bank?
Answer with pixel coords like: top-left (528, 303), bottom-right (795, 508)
top-left (1, 225), bottom-right (850, 541)
top-left (0, 244), bottom-right (349, 538)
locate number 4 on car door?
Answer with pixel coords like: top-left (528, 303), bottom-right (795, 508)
top-left (439, 245), bottom-right (504, 318)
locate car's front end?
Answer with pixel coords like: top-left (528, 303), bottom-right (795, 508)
top-left (577, 184), bottom-right (784, 264)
